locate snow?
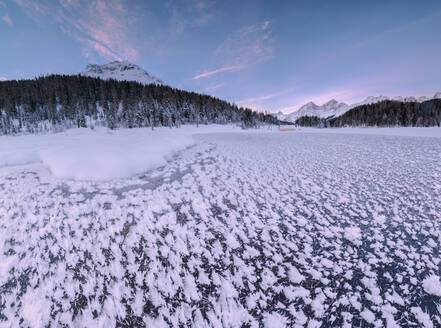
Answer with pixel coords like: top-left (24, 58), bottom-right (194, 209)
top-left (411, 307), bottom-right (434, 328)
top-left (80, 60), bottom-right (164, 85)
top-left (263, 312), bottom-right (288, 328)
top-left (1, 126), bottom-right (440, 181)
top-left (422, 275), bottom-right (441, 297)
top-left (0, 126), bottom-right (441, 326)
top-left (0, 125), bottom-right (241, 181)
top-left (344, 226), bottom-right (362, 246)
top-left (288, 266), bottom-right (305, 284)
top-left (20, 290), bottom-right (51, 327)
top-left (297, 126), bottom-right (441, 138)
top-left (360, 308), bottom-right (376, 324)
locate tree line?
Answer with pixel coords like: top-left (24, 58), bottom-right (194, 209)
top-left (0, 75), bottom-right (279, 135)
top-left (294, 99), bottom-right (441, 127)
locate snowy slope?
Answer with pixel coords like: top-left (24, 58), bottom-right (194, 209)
top-left (277, 92), bottom-right (441, 122)
top-left (80, 61), bottom-right (164, 85)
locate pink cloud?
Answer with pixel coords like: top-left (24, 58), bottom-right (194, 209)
top-left (79, 37), bottom-right (122, 61)
top-left (214, 21), bottom-right (274, 69)
top-left (204, 82), bottom-right (225, 92)
top-left (64, 0), bottom-right (138, 61)
top-left (236, 89), bottom-right (294, 104)
top-left (168, 0), bottom-right (215, 34)
top-left (13, 0), bottom-right (45, 14)
top-left (1, 14), bottom-right (12, 26)
top-left (15, 0), bottom-right (139, 61)
top-left (192, 65), bottom-right (243, 80)
top-left (191, 21), bottom-right (274, 85)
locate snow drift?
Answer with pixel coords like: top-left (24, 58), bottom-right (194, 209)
top-left (0, 128), bottom-right (196, 180)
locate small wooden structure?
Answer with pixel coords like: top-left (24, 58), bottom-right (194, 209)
top-left (279, 127), bottom-right (296, 132)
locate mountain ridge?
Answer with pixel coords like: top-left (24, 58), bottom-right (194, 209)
top-left (275, 92), bottom-right (441, 122)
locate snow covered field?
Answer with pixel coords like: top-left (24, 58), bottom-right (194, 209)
top-left (298, 126), bottom-right (441, 138)
top-left (0, 127), bottom-right (440, 327)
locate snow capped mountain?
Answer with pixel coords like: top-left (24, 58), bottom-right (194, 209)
top-left (80, 61), bottom-right (164, 85)
top-left (276, 92), bottom-right (441, 122)
top-left (282, 99), bottom-right (348, 122)
top-left (273, 112), bottom-right (288, 121)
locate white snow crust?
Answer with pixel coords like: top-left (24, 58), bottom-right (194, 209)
top-left (422, 275), bottom-right (441, 297)
top-left (0, 127), bottom-right (440, 327)
top-left (0, 125), bottom-right (239, 180)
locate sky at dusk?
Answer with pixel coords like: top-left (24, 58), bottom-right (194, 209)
top-left (1, 0), bottom-right (441, 113)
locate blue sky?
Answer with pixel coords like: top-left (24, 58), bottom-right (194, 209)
top-left (1, 0), bottom-right (440, 113)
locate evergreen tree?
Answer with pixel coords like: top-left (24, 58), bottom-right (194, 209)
top-left (0, 74), bottom-right (280, 135)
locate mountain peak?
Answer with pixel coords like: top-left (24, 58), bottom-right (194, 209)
top-left (301, 101), bottom-right (318, 108)
top-left (325, 99), bottom-right (338, 105)
top-left (80, 61), bottom-right (164, 85)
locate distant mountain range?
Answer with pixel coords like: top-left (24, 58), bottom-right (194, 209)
top-left (274, 93), bottom-right (441, 122)
top-left (80, 61), bottom-right (164, 85)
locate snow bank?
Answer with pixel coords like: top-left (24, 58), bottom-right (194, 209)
top-left (0, 126), bottom-right (241, 181)
top-left (39, 134), bottom-right (194, 181)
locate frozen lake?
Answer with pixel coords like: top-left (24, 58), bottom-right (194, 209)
top-left (0, 129), bottom-right (440, 327)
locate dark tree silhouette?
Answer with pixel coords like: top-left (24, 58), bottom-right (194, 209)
top-left (0, 75), bottom-right (279, 135)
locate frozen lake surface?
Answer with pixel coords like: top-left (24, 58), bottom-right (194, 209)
top-left (0, 129), bottom-right (440, 327)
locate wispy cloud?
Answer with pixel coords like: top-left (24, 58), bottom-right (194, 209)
top-left (191, 20), bottom-right (274, 84)
top-left (168, 0), bottom-right (215, 34)
top-left (204, 82), bottom-right (225, 92)
top-left (192, 65), bottom-right (243, 79)
top-left (12, 0), bottom-right (46, 23)
top-left (0, 74), bottom-right (7, 81)
top-left (1, 13), bottom-right (12, 25)
top-left (13, 0), bottom-right (43, 12)
top-left (0, 1), bottom-right (12, 26)
top-left (59, 0), bottom-right (138, 61)
top-left (215, 20), bottom-right (274, 68)
top-left (193, 13), bottom-right (213, 26)
top-left (236, 89), bottom-right (294, 104)
top-left (14, 0), bottom-right (139, 61)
